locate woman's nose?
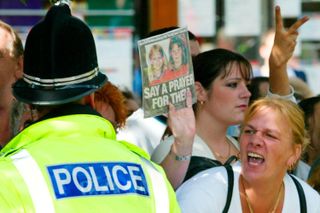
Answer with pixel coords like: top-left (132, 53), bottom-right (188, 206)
top-left (240, 84), bottom-right (251, 99)
top-left (249, 131), bottom-right (264, 146)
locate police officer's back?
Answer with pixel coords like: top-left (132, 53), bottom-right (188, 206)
top-left (0, 2), bottom-right (179, 212)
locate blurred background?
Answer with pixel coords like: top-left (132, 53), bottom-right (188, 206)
top-left (1, 0), bottom-right (319, 98)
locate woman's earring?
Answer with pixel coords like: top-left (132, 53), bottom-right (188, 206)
top-left (288, 162), bottom-right (295, 171)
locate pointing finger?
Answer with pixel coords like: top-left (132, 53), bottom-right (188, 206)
top-left (275, 6), bottom-right (283, 33)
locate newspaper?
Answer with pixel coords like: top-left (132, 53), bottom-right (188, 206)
top-left (138, 27), bottom-right (196, 118)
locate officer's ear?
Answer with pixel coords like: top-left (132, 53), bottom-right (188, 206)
top-left (82, 93), bottom-right (96, 108)
top-left (14, 56), bottom-right (23, 80)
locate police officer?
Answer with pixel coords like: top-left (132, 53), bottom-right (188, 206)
top-left (0, 2), bottom-right (179, 212)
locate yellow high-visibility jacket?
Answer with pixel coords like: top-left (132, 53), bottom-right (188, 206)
top-left (0, 113), bottom-right (180, 213)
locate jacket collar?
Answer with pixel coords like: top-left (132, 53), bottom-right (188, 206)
top-left (37, 103), bottom-right (101, 122)
top-left (0, 112), bottom-right (116, 157)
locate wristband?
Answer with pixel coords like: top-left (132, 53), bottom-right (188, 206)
top-left (171, 150), bottom-right (192, 161)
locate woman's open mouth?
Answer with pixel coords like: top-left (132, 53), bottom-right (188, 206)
top-left (247, 152), bottom-right (265, 165)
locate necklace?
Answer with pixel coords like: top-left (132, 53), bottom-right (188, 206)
top-left (240, 175), bottom-right (283, 213)
top-left (212, 138), bottom-right (231, 160)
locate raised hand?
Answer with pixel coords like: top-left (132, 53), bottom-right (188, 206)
top-left (269, 6), bottom-right (309, 96)
top-left (162, 88), bottom-right (195, 189)
top-left (167, 88), bottom-right (195, 155)
top-left (270, 6), bottom-right (309, 69)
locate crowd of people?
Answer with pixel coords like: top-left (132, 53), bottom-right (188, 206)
top-left (0, 1), bottom-right (319, 212)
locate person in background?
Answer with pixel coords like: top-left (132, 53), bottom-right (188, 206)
top-left (215, 27), bottom-right (236, 51)
top-left (0, 20), bottom-right (23, 148)
top-left (8, 99), bottom-right (27, 140)
top-left (299, 95), bottom-right (320, 166)
top-left (117, 87), bottom-right (168, 155)
top-left (117, 93), bottom-right (167, 155)
top-left (248, 76), bottom-right (270, 104)
top-left (177, 98), bottom-right (320, 212)
top-left (188, 30), bottom-right (201, 56)
top-left (94, 81), bottom-right (128, 130)
top-left (147, 27), bottom-right (201, 57)
top-left (249, 76), bottom-right (314, 105)
top-left (121, 87), bottom-right (141, 116)
top-left (151, 6), bottom-right (309, 189)
top-left (289, 77), bottom-right (314, 102)
top-left (295, 72), bottom-right (320, 192)
top-left (0, 3), bottom-right (180, 212)
top-left (308, 157), bottom-right (320, 193)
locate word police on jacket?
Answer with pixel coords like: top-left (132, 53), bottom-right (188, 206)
top-left (47, 162), bottom-right (149, 199)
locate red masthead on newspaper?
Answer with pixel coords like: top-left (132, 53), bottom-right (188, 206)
top-left (138, 27), bottom-right (196, 118)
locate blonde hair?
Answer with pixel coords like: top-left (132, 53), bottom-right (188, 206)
top-left (148, 44), bottom-right (168, 76)
top-left (241, 98), bottom-right (309, 153)
top-left (0, 20), bottom-right (23, 59)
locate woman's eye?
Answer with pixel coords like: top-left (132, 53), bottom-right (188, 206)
top-left (244, 129), bottom-right (255, 134)
top-left (266, 133), bottom-right (277, 140)
top-left (227, 82), bottom-right (238, 88)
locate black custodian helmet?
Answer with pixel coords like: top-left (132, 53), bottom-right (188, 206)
top-left (13, 3), bottom-right (107, 105)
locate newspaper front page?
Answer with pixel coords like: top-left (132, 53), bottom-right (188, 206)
top-left (138, 27), bottom-right (196, 118)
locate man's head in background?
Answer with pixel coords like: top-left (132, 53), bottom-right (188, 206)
top-left (0, 20), bottom-right (23, 146)
top-left (147, 26), bottom-right (200, 57)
